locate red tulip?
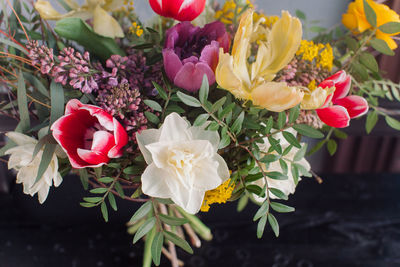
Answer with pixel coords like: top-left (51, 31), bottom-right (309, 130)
top-left (149, 0), bottom-right (206, 21)
top-left (316, 71), bottom-right (369, 128)
top-left (51, 99), bottom-right (128, 168)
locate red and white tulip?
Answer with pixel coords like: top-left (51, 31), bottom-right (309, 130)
top-left (51, 99), bottom-right (128, 169)
top-left (316, 71), bottom-right (369, 128)
top-left (149, 0), bottom-right (206, 21)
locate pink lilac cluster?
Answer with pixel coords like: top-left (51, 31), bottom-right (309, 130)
top-left (26, 40), bottom-right (55, 75)
top-left (27, 41), bottom-right (98, 94)
top-left (277, 58), bottom-right (330, 87)
top-left (97, 52), bottom-right (163, 96)
top-left (96, 82), bottom-right (148, 142)
top-left (53, 47), bottom-right (98, 93)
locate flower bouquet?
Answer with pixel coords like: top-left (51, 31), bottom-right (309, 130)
top-left (1, 0), bottom-right (400, 265)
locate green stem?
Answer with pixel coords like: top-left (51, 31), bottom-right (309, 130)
top-left (175, 206), bottom-right (213, 241)
top-left (344, 29), bottom-right (377, 71)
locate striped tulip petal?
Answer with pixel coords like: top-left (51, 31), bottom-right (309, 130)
top-left (333, 95), bottom-right (369, 118)
top-left (317, 105), bottom-right (350, 128)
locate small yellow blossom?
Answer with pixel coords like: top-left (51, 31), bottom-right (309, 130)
top-left (215, 0), bottom-right (253, 24)
top-left (201, 179), bottom-right (235, 212)
top-left (307, 80), bottom-right (317, 90)
top-left (342, 0), bottom-right (400, 50)
top-left (317, 43), bottom-right (333, 70)
top-left (129, 21), bottom-right (143, 37)
top-left (296, 40), bottom-right (319, 62)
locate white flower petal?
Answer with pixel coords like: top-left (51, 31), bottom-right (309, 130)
top-left (145, 142), bottom-right (170, 169)
top-left (214, 154), bottom-right (230, 181)
top-left (192, 160), bottom-right (222, 191)
top-left (189, 126), bottom-right (220, 152)
top-left (159, 113), bottom-right (192, 142)
top-left (5, 132), bottom-right (37, 146)
top-left (178, 188), bottom-right (205, 214)
top-left (141, 163), bottom-right (172, 199)
top-left (136, 129), bottom-right (161, 164)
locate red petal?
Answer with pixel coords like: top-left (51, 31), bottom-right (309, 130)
top-left (108, 118), bottom-right (128, 158)
top-left (333, 95), bottom-right (369, 118)
top-left (65, 99), bottom-right (84, 115)
top-left (149, 0), bottom-right (163, 15)
top-left (328, 71), bottom-right (351, 102)
top-left (175, 0), bottom-right (206, 21)
top-left (77, 148), bottom-right (109, 166)
top-left (80, 105), bottom-right (114, 131)
top-left (318, 80), bottom-right (334, 89)
top-left (317, 105), bottom-right (350, 128)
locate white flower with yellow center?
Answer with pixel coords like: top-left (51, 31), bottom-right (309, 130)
top-left (137, 113), bottom-right (230, 214)
top-left (4, 132), bottom-right (63, 204)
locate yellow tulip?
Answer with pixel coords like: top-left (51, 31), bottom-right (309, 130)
top-left (34, 0), bottom-right (124, 38)
top-left (342, 0), bottom-right (400, 50)
top-left (215, 10), bottom-right (304, 112)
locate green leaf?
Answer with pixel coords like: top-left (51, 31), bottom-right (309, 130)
top-left (50, 81), bottom-right (65, 126)
top-left (279, 159), bottom-right (288, 175)
top-left (143, 100), bottom-right (162, 112)
top-left (33, 144), bottom-right (56, 184)
top-left (293, 143), bottom-right (307, 162)
top-left (145, 111), bottom-right (160, 125)
top-left (237, 195), bottom-right (248, 212)
top-left (277, 112), bottom-right (286, 129)
top-left (211, 97), bottom-right (227, 113)
top-left (133, 217), bottom-right (156, 244)
top-left (177, 91), bottom-right (201, 107)
top-left (123, 165), bottom-right (144, 175)
top-left (54, 18), bottom-right (125, 61)
top-left (291, 164), bottom-right (299, 185)
top-left (108, 193), bottom-right (117, 211)
top-left (163, 231), bottom-right (193, 254)
top-left (295, 9), bottom-right (306, 20)
top-left (199, 75), bottom-right (209, 104)
top-left (379, 21), bottom-right (400, 34)
top-left (246, 184), bottom-right (263, 196)
top-left (193, 113), bottom-right (210, 127)
top-left (23, 72), bottom-right (49, 98)
top-left (151, 232), bottom-right (164, 266)
top-left (263, 116), bottom-right (274, 134)
top-left (268, 213), bottom-right (279, 237)
top-left (269, 188), bottom-right (288, 200)
top-left (282, 131), bottom-right (301, 148)
top-left (385, 116), bottom-right (400, 130)
top-left (231, 111), bottom-right (244, 134)
top-left (260, 154), bottom-right (280, 163)
top-left (363, 0), bottom-right (377, 27)
top-left (288, 105), bottom-right (300, 124)
top-left (101, 202), bottom-right (109, 222)
top-left (327, 139), bottom-right (337, 156)
top-left (345, 37), bottom-right (360, 52)
top-left (366, 110), bottom-right (378, 134)
top-left (153, 82), bottom-right (168, 100)
top-left (268, 136), bottom-right (282, 154)
top-left (114, 182), bottom-right (125, 197)
top-left (253, 201), bottom-right (269, 221)
top-left (266, 171), bottom-right (287, 180)
top-left (165, 104), bottom-right (185, 114)
top-left (218, 127), bottom-right (231, 149)
top-left (370, 38), bottom-right (395, 56)
top-left (98, 177), bottom-right (114, 183)
top-left (219, 103), bottom-right (235, 120)
top-left (359, 52), bottom-right (379, 73)
top-left (293, 124), bottom-right (324, 138)
top-left (83, 197), bottom-right (103, 203)
top-left (78, 169), bottom-right (89, 190)
top-left (334, 129), bottom-right (348, 139)
top-left (257, 215), bottom-right (268, 239)
top-left (90, 188), bottom-right (108, 194)
top-left (130, 201), bottom-right (152, 223)
top-left (80, 202), bottom-right (96, 208)
top-left (270, 202), bottom-right (295, 213)
top-left (307, 139), bottom-right (327, 156)
top-left (351, 61), bottom-right (369, 81)
top-left (159, 214), bottom-right (188, 226)
top-left (16, 71), bottom-right (30, 133)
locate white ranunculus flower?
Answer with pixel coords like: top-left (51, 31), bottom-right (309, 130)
top-left (5, 132), bottom-right (62, 204)
top-left (136, 112), bottom-right (230, 214)
top-left (252, 128), bottom-right (311, 203)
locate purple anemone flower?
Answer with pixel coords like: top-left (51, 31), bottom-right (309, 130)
top-left (163, 21), bottom-right (230, 92)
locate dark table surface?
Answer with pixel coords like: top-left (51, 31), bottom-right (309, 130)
top-left (1, 172), bottom-right (400, 267)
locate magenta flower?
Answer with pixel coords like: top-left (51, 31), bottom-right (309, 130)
top-left (163, 21), bottom-right (230, 92)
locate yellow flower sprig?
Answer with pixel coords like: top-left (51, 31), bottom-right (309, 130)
top-left (201, 179), bottom-right (235, 212)
top-left (129, 22), bottom-right (143, 37)
top-left (296, 40), bottom-right (333, 71)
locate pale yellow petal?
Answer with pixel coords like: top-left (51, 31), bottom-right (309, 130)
top-left (93, 5), bottom-right (124, 38)
top-left (300, 87), bottom-right (329, 110)
top-left (215, 49), bottom-right (249, 100)
top-left (103, 0), bottom-right (124, 11)
top-left (34, 0), bottom-right (64, 20)
top-left (255, 11), bottom-right (302, 82)
top-left (64, 0), bottom-right (80, 9)
top-left (251, 82), bottom-right (304, 112)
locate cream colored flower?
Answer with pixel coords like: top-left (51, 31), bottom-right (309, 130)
top-left (136, 113), bottom-right (230, 214)
top-left (251, 128), bottom-right (310, 203)
top-left (4, 132), bottom-right (62, 204)
top-left (34, 0), bottom-right (124, 38)
top-left (215, 10), bottom-right (304, 112)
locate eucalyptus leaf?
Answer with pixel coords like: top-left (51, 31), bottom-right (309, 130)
top-left (177, 91), bottom-right (201, 107)
top-left (133, 217), bottom-right (156, 244)
top-left (130, 201), bottom-right (152, 223)
top-left (164, 231), bottom-right (193, 254)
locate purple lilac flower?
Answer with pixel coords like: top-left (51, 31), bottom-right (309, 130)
top-left (163, 21), bottom-right (230, 92)
top-left (26, 40), bottom-right (55, 75)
